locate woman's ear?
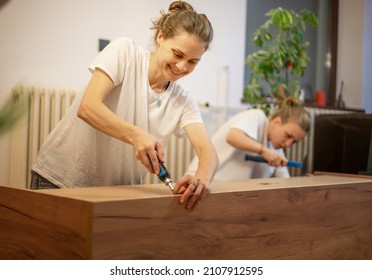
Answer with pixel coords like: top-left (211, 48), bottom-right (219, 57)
top-left (156, 31), bottom-right (164, 45)
top-left (273, 116), bottom-right (282, 126)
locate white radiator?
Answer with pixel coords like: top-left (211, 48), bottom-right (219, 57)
top-left (10, 86), bottom-right (76, 188)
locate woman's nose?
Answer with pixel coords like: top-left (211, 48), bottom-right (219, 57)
top-left (175, 60), bottom-right (187, 71)
top-left (284, 139), bottom-right (294, 148)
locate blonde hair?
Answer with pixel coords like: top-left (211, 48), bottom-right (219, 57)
top-left (269, 97), bottom-right (311, 133)
top-left (151, 1), bottom-right (213, 50)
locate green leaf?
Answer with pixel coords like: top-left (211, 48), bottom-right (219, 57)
top-left (301, 9), bottom-right (318, 27)
top-left (0, 90), bottom-right (29, 136)
top-left (253, 33), bottom-right (263, 47)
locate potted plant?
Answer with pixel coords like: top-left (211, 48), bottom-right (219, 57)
top-left (242, 7), bottom-right (318, 114)
top-left (0, 89), bottom-right (28, 136)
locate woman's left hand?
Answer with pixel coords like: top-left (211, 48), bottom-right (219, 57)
top-left (173, 174), bottom-right (209, 211)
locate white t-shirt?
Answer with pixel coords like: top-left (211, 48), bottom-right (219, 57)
top-left (32, 37), bottom-right (202, 187)
top-left (187, 109), bottom-right (289, 180)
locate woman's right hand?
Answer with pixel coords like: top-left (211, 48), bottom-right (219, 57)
top-left (132, 129), bottom-right (164, 174)
top-left (261, 147), bottom-right (288, 167)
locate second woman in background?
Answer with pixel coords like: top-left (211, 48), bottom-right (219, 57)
top-left (188, 97), bottom-right (310, 180)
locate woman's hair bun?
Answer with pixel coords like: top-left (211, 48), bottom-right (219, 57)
top-left (282, 97), bottom-right (301, 108)
top-left (168, 1), bottom-right (194, 13)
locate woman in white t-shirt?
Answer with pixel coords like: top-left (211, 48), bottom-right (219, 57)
top-left (188, 98), bottom-right (310, 180)
top-left (31, 1), bottom-right (219, 211)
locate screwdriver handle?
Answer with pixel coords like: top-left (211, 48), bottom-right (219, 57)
top-left (158, 161), bottom-right (171, 181)
top-left (148, 155), bottom-right (174, 191)
top-left (244, 154), bottom-right (303, 169)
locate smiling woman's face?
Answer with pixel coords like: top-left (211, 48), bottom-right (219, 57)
top-left (155, 30), bottom-right (207, 81)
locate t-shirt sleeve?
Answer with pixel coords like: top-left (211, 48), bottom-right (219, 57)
top-left (174, 92), bottom-right (203, 138)
top-left (230, 110), bottom-right (266, 141)
top-left (89, 38), bottom-right (135, 87)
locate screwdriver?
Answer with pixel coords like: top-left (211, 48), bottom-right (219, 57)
top-left (157, 161), bottom-right (175, 191)
top-left (149, 154), bottom-right (174, 191)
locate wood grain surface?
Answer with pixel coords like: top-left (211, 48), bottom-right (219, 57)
top-left (0, 187), bottom-right (93, 259)
top-left (1, 175), bottom-right (372, 259)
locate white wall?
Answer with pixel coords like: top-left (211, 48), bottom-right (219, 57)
top-left (362, 0), bottom-right (372, 113)
top-left (0, 0), bottom-right (247, 186)
top-left (337, 0), bottom-right (364, 109)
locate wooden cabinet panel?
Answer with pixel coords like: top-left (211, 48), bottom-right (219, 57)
top-left (1, 175), bottom-right (372, 259)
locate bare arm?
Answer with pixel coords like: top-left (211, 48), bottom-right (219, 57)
top-left (173, 122), bottom-right (219, 210)
top-left (77, 68), bottom-right (163, 173)
top-left (226, 127), bottom-right (287, 167)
